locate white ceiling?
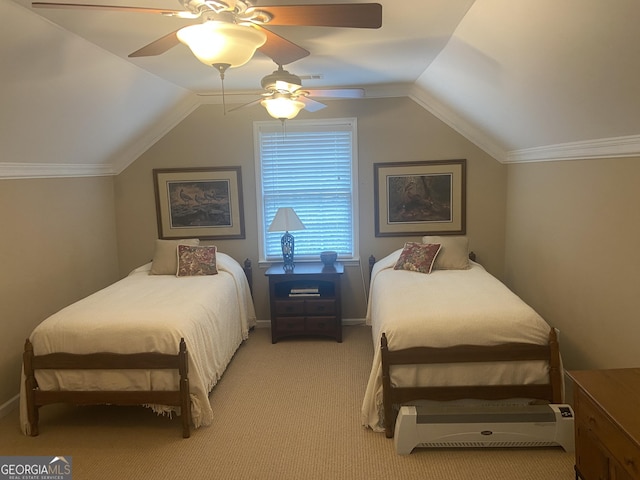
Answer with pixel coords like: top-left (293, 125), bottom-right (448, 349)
top-left (7, 0), bottom-right (476, 92)
top-left (2, 0), bottom-right (640, 178)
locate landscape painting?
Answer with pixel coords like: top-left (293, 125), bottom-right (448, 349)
top-left (374, 160), bottom-right (466, 237)
top-left (153, 167), bottom-right (245, 240)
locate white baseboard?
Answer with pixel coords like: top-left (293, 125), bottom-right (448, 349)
top-left (0, 394), bottom-right (19, 419)
top-left (343, 318), bottom-right (368, 326)
top-left (254, 318), bottom-right (367, 329)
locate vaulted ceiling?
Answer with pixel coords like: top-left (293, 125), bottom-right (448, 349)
top-left (2, 0), bottom-right (640, 179)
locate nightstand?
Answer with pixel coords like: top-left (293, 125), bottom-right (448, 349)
top-left (265, 263), bottom-right (344, 343)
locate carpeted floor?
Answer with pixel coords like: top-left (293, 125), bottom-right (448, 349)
top-left (0, 326), bottom-right (575, 479)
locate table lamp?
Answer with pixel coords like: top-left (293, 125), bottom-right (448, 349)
top-left (268, 207), bottom-right (305, 271)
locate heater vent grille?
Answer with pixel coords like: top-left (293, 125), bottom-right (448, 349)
top-left (394, 404), bottom-right (575, 455)
top-left (419, 441), bottom-right (557, 449)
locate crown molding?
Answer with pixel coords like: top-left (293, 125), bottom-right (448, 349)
top-left (505, 135), bottom-right (640, 163)
top-left (5, 89), bottom-right (639, 180)
top-left (408, 84), bottom-right (508, 163)
top-left (195, 82), bottom-right (413, 105)
top-left (0, 162), bottom-right (114, 180)
top-left (0, 94), bottom-right (200, 180)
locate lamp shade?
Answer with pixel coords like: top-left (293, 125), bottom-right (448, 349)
top-left (261, 94), bottom-right (305, 120)
top-left (177, 21), bottom-right (267, 68)
top-left (268, 207), bottom-right (305, 233)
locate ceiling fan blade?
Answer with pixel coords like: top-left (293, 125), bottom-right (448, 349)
top-left (305, 88), bottom-right (365, 99)
top-left (227, 98), bottom-right (263, 113)
top-left (128, 29), bottom-right (181, 58)
top-left (259, 3), bottom-right (382, 28)
top-left (299, 96), bottom-right (326, 113)
top-left (31, 2), bottom-right (186, 16)
top-left (257, 26), bottom-right (310, 66)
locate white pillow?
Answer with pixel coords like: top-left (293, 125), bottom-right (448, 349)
top-left (421, 235), bottom-right (469, 270)
top-left (150, 238), bottom-right (200, 275)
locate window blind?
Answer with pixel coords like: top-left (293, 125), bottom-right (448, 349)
top-left (255, 119), bottom-right (358, 262)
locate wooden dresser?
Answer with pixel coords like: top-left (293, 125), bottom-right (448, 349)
top-left (567, 369), bottom-right (640, 480)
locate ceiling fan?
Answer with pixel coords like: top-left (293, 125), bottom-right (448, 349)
top-left (221, 65), bottom-right (365, 119)
top-left (31, 1), bottom-right (383, 69)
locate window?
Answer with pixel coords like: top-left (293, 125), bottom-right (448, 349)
top-left (254, 118), bottom-right (359, 263)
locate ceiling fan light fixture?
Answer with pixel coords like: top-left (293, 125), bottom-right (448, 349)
top-left (261, 66), bottom-right (303, 93)
top-left (177, 21), bottom-right (266, 68)
top-left (261, 94), bottom-right (305, 120)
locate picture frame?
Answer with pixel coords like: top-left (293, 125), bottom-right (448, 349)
top-left (153, 167), bottom-right (245, 240)
top-left (374, 159), bottom-right (466, 237)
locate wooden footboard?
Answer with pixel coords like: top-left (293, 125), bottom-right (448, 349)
top-left (380, 327), bottom-right (563, 438)
top-left (23, 338), bottom-right (191, 438)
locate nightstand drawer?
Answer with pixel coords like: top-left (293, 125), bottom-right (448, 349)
top-left (306, 316), bottom-right (337, 334)
top-left (577, 389), bottom-right (640, 478)
top-left (305, 299), bottom-right (336, 315)
top-left (275, 317), bottom-right (306, 333)
top-left (274, 300), bottom-right (305, 315)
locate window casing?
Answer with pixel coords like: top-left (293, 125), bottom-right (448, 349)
top-left (254, 118), bottom-right (359, 264)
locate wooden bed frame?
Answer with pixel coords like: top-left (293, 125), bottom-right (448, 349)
top-left (368, 253), bottom-right (563, 438)
top-left (380, 328), bottom-right (563, 437)
top-left (23, 338), bottom-right (192, 437)
top-left (22, 258), bottom-right (253, 438)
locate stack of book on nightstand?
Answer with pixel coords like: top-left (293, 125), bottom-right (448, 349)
top-left (289, 286), bottom-right (320, 297)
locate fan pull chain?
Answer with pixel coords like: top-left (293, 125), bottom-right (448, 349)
top-left (213, 63), bottom-right (231, 115)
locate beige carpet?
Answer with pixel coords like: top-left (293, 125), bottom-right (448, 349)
top-left (0, 326), bottom-right (574, 479)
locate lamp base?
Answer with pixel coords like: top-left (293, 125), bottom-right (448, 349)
top-left (281, 231), bottom-right (295, 271)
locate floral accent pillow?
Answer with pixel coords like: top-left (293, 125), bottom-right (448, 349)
top-left (176, 245), bottom-right (218, 276)
top-left (393, 242), bottom-right (442, 274)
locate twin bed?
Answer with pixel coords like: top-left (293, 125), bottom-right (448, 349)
top-left (361, 236), bottom-right (563, 437)
top-left (20, 240), bottom-right (256, 438)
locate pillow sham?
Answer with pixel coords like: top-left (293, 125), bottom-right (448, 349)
top-left (394, 242), bottom-right (442, 274)
top-left (176, 245), bottom-right (218, 277)
top-left (421, 235), bottom-right (470, 270)
top-left (150, 238), bottom-right (199, 275)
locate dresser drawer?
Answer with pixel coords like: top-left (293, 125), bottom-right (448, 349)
top-left (306, 316), bottom-right (337, 334)
top-left (305, 299), bottom-right (336, 315)
top-left (275, 316), bottom-right (306, 333)
top-left (577, 389), bottom-right (640, 478)
top-left (274, 300), bottom-right (305, 315)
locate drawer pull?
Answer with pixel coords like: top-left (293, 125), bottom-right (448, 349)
top-left (624, 457), bottom-right (636, 468)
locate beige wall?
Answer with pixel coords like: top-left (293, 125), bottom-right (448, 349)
top-left (115, 97), bottom-right (508, 321)
top-left (504, 157), bottom-right (640, 370)
top-left (0, 176), bottom-right (119, 405)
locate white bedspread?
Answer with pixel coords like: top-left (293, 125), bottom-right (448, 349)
top-left (361, 249), bottom-right (556, 432)
top-left (20, 252), bottom-right (256, 435)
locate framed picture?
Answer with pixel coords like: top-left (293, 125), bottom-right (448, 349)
top-left (153, 167), bottom-right (245, 240)
top-left (374, 159), bottom-right (466, 237)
